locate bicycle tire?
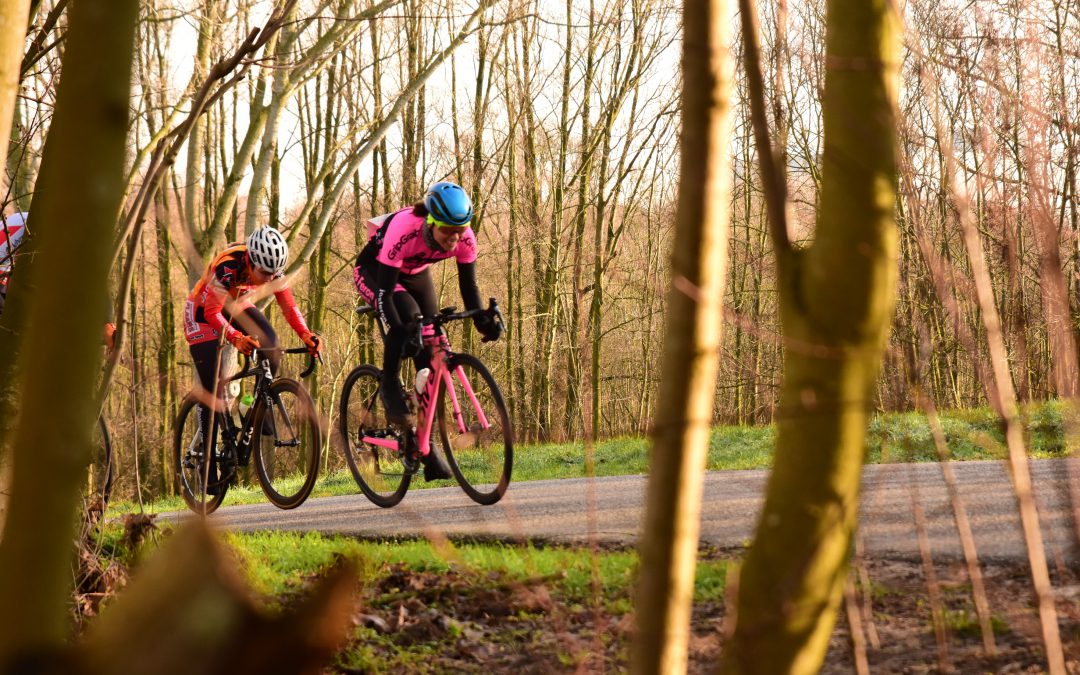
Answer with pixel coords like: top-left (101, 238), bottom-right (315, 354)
top-left (339, 365), bottom-right (412, 507)
top-left (437, 353), bottom-right (513, 505)
top-left (252, 378), bottom-right (321, 509)
top-left (173, 393), bottom-right (227, 514)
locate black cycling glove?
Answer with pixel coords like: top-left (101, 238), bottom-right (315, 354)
top-left (473, 312), bottom-right (502, 342)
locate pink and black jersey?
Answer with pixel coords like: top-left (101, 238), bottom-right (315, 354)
top-left (368, 209), bottom-right (477, 275)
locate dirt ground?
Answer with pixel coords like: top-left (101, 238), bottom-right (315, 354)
top-left (332, 555), bottom-right (1080, 674)
top-left (820, 557), bottom-right (1080, 674)
top-left (72, 517), bottom-right (1080, 673)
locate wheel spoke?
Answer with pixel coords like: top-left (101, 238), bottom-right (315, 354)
top-left (254, 379), bottom-right (320, 509)
top-left (341, 365), bottom-right (411, 507)
top-left (438, 355), bottom-right (512, 505)
top-left (173, 396), bottom-right (227, 514)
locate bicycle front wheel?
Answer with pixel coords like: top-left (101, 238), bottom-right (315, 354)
top-left (437, 354), bottom-right (513, 505)
top-left (173, 394), bottom-right (227, 514)
top-left (340, 365), bottom-right (411, 508)
top-left (252, 378), bottom-right (321, 509)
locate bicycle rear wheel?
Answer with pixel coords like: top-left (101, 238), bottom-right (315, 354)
top-left (437, 354), bottom-right (513, 505)
top-left (252, 378), bottom-right (321, 509)
top-left (173, 393), bottom-right (227, 514)
top-left (340, 365), bottom-right (412, 507)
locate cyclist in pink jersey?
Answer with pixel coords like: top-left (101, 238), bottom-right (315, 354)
top-left (353, 181), bottom-right (501, 480)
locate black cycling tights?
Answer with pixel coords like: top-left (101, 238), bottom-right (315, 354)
top-left (356, 266), bottom-right (439, 391)
top-left (189, 306), bottom-right (279, 441)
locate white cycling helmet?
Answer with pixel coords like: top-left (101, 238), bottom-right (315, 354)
top-left (246, 227), bottom-right (288, 275)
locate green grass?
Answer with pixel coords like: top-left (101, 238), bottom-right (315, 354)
top-left (122, 400), bottom-right (1072, 515)
top-left (221, 532), bottom-right (730, 671)
top-left (215, 530), bottom-right (729, 607)
top-left (939, 608), bottom-right (1011, 638)
top-left (84, 526), bottom-right (729, 672)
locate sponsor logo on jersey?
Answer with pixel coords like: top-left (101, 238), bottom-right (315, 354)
top-left (386, 229), bottom-right (420, 261)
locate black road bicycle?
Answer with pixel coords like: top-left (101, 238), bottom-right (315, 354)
top-left (340, 299), bottom-right (512, 507)
top-left (173, 346), bottom-right (321, 514)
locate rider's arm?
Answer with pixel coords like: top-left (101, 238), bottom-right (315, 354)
top-left (456, 261), bottom-right (482, 312)
top-left (273, 286), bottom-right (313, 337)
top-left (202, 278), bottom-right (242, 344)
top-left (455, 228), bottom-right (481, 311)
top-left (374, 261), bottom-right (405, 330)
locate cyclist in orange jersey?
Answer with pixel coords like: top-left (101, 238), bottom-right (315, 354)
top-left (183, 227), bottom-right (322, 490)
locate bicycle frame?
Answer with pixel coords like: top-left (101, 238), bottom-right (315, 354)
top-left (361, 331), bottom-right (492, 458)
top-left (206, 347), bottom-right (315, 473)
top-left (198, 354), bottom-right (271, 483)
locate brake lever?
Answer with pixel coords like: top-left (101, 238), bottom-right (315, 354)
top-left (488, 298), bottom-right (506, 331)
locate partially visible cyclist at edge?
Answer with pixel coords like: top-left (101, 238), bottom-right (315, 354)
top-left (0, 211), bottom-right (117, 348)
top-left (0, 211), bottom-right (29, 317)
top-left (183, 227), bottom-right (322, 490)
top-left (353, 181), bottom-right (502, 481)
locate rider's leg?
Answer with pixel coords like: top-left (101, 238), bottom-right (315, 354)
top-left (189, 339), bottom-right (224, 492)
top-left (396, 271), bottom-right (451, 481)
top-left (224, 305), bottom-right (280, 373)
top-left (398, 269), bottom-right (439, 372)
top-left (380, 289), bottom-right (422, 425)
top-left (225, 306), bottom-right (278, 434)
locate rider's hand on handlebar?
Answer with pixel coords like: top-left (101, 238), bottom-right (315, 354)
top-left (473, 310), bottom-right (502, 343)
top-left (301, 332), bottom-right (323, 357)
top-left (228, 332), bottom-right (261, 356)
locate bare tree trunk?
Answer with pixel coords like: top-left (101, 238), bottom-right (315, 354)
top-left (529, 0), bottom-right (574, 440)
top-left (566, 0), bottom-right (596, 438)
top-left (723, 0), bottom-right (900, 670)
top-left (501, 29), bottom-right (521, 423)
top-left (0, 1), bottom-right (30, 202)
top-left (0, 0), bottom-right (38, 498)
top-left (514, 6), bottom-right (542, 440)
top-left (630, 0), bottom-right (732, 669)
top-left (183, 0), bottom-right (218, 244)
top-left (0, 0), bottom-right (136, 660)
top-left (155, 187), bottom-right (177, 496)
top-left (401, 0), bottom-right (420, 200)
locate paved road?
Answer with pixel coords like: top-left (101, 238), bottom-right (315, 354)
top-left (183, 458), bottom-right (1080, 562)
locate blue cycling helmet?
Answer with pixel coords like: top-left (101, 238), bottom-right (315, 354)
top-left (424, 181), bottom-right (474, 227)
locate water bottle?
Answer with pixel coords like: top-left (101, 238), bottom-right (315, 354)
top-left (238, 393), bottom-right (255, 417)
top-left (414, 368), bottom-right (431, 406)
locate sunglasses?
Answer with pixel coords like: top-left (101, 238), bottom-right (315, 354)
top-left (426, 214), bottom-right (468, 234)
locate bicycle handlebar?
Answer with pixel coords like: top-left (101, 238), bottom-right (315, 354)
top-left (427, 297), bottom-right (504, 329)
top-left (406, 298), bottom-right (505, 349)
top-left (238, 345), bottom-right (320, 379)
top-left (358, 298), bottom-right (506, 347)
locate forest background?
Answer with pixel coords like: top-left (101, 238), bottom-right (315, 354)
top-left (3, 0), bottom-right (1075, 503)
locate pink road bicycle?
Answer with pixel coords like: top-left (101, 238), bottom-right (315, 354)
top-left (340, 300), bottom-right (512, 507)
